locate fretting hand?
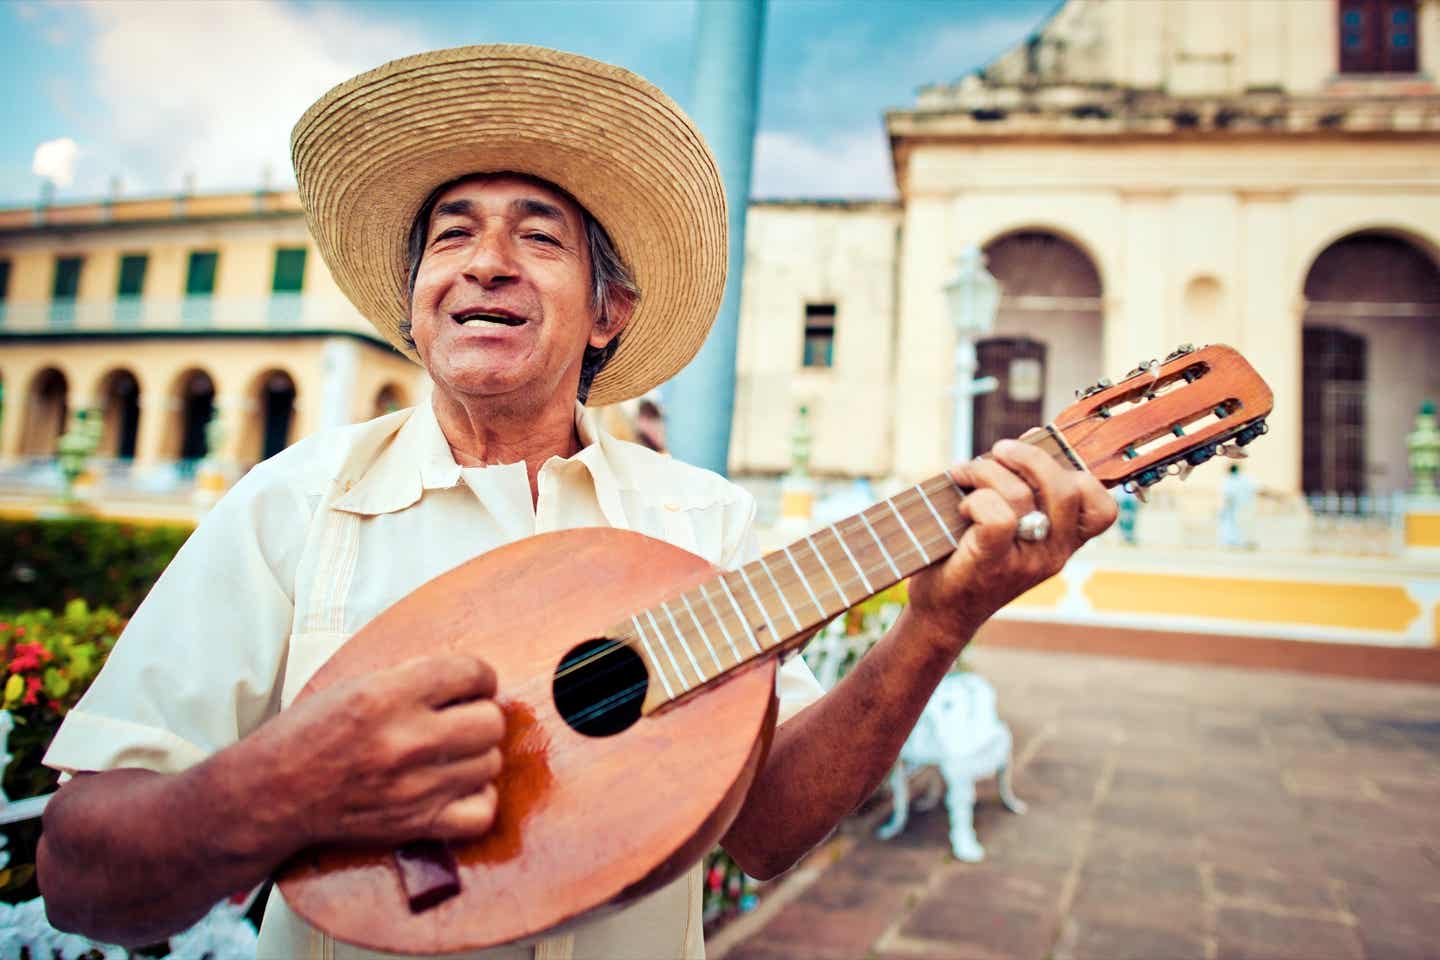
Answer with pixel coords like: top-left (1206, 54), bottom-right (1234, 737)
top-left (907, 438), bottom-right (1117, 648)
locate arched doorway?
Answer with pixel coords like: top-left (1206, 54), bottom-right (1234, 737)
top-left (22, 368), bottom-right (68, 457)
top-left (171, 369), bottom-right (215, 466)
top-left (97, 369), bottom-right (141, 460)
top-left (372, 382), bottom-right (410, 419)
top-left (977, 231), bottom-right (1104, 445)
top-left (258, 371), bottom-right (296, 461)
top-left (1301, 232), bottom-right (1440, 494)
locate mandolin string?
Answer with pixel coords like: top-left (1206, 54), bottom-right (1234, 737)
top-left (526, 415), bottom-right (1120, 701)
top-left (495, 409), bottom-right (1134, 718)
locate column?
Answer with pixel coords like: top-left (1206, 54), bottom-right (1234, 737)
top-left (321, 337), bottom-right (360, 430)
top-left (891, 195), bottom-right (951, 478)
top-left (1238, 191), bottom-right (1298, 494)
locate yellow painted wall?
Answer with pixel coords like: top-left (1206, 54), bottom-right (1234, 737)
top-left (1083, 571), bottom-right (1422, 633)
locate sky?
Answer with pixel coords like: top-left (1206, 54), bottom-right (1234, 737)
top-left (0, 0), bottom-right (1059, 208)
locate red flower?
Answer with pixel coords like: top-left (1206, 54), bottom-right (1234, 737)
top-left (22, 675), bottom-right (42, 705)
top-left (48, 699), bottom-right (62, 712)
top-left (8, 642), bottom-right (52, 674)
top-left (13, 627), bottom-right (25, 638)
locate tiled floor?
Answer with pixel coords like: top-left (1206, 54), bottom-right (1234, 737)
top-left (720, 646), bottom-right (1440, 960)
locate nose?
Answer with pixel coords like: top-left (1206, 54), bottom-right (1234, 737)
top-left (461, 229), bottom-right (519, 288)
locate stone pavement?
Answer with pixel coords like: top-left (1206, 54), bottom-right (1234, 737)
top-left (716, 647), bottom-right (1440, 960)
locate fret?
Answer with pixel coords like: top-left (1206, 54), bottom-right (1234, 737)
top-left (782, 544), bottom-right (826, 618)
top-left (859, 511), bottom-right (902, 580)
top-left (679, 592), bottom-right (725, 671)
top-left (888, 498), bottom-right (931, 565)
top-left (758, 556), bottom-right (802, 631)
top-left (660, 602), bottom-right (707, 682)
top-left (832, 524), bottom-right (875, 594)
top-left (737, 566), bottom-right (780, 648)
top-left (631, 614), bottom-right (680, 698)
top-left (718, 575), bottom-right (764, 654)
top-left (646, 609), bottom-right (697, 688)
top-left (698, 582), bottom-right (744, 663)
top-left (806, 533), bottom-right (851, 606)
top-left (915, 482), bottom-right (959, 549)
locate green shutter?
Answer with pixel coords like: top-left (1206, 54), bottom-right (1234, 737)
top-left (272, 247), bottom-right (307, 293)
top-left (185, 251), bottom-right (219, 295)
top-left (53, 257), bottom-right (83, 299)
top-left (117, 254), bottom-right (148, 297)
top-left (0, 260), bottom-right (10, 302)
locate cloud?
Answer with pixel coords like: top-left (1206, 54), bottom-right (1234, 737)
top-left (751, 128), bottom-right (894, 199)
top-left (32, 137), bottom-right (79, 187)
top-left (75, 0), bottom-right (429, 195)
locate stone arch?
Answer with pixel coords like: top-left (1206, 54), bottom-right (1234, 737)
top-left (94, 368), bottom-right (142, 460)
top-left (239, 367), bottom-right (299, 464)
top-left (1300, 229), bottom-right (1440, 494)
top-left (976, 220), bottom-right (1111, 297)
top-left (166, 368), bottom-right (217, 465)
top-left (976, 229), bottom-right (1105, 438)
top-left (372, 381), bottom-right (411, 418)
top-left (21, 367), bottom-right (69, 457)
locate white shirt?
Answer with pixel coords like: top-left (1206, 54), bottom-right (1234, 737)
top-left (45, 401), bottom-right (825, 960)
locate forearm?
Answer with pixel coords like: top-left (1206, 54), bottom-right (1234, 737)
top-left (38, 736), bottom-right (299, 946)
top-left (721, 606), bottom-right (975, 879)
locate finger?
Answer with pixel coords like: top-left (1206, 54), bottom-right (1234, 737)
top-left (992, 439), bottom-right (1080, 536)
top-left (389, 654), bottom-right (498, 708)
top-left (950, 458), bottom-right (1035, 518)
top-left (427, 700), bottom-right (507, 757)
top-left (1075, 474), bottom-right (1120, 541)
top-left (430, 783), bottom-right (499, 840)
top-left (959, 488), bottom-right (1017, 561)
top-left (438, 748), bottom-right (504, 792)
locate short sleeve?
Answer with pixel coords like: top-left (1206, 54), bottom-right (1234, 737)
top-left (43, 462), bottom-right (309, 776)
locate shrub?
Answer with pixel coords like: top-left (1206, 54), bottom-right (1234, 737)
top-left (0, 601), bottom-right (124, 901)
top-left (0, 517), bottom-right (192, 616)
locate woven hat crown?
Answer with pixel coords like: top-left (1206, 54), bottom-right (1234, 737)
top-left (291, 44), bottom-right (728, 406)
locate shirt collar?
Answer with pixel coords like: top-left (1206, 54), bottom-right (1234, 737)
top-left (330, 399), bottom-right (629, 527)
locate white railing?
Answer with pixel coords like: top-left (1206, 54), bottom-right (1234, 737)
top-left (0, 295), bottom-right (377, 337)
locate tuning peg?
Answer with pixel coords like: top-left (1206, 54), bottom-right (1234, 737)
top-left (1217, 442), bottom-right (1249, 460)
top-left (1076, 378), bottom-right (1112, 400)
top-left (1163, 343), bottom-right (1196, 363)
top-left (1176, 461), bottom-right (1195, 481)
top-left (1131, 483), bottom-right (1151, 504)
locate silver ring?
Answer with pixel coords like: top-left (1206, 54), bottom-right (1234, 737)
top-left (1016, 510), bottom-right (1051, 543)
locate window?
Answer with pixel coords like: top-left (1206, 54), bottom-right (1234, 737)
top-left (117, 254), bottom-right (148, 297)
top-left (53, 256), bottom-right (83, 300)
top-left (185, 251), bottom-right (219, 295)
top-left (1339, 0), bottom-right (1418, 73)
top-left (272, 247), bottom-right (307, 293)
top-left (0, 260), bottom-right (10, 303)
top-left (802, 303), bottom-right (836, 368)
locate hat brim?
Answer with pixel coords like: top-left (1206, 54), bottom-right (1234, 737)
top-left (291, 45), bottom-right (728, 407)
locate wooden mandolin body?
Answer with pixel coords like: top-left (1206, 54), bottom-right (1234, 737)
top-left (275, 527), bottom-right (779, 955)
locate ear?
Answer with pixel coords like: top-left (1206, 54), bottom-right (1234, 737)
top-left (589, 295), bottom-right (634, 350)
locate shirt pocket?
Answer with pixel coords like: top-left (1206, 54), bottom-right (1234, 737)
top-left (281, 631), bottom-right (351, 709)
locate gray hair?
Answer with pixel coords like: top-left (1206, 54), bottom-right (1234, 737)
top-left (401, 174), bottom-right (640, 404)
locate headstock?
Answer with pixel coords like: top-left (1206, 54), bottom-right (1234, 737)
top-left (1053, 344), bottom-right (1273, 498)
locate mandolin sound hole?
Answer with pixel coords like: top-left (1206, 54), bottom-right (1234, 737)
top-left (553, 638), bottom-right (648, 737)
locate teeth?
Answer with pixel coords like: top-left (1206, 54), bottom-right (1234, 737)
top-left (457, 314), bottom-right (521, 327)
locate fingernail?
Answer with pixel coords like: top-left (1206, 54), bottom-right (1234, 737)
top-left (994, 439), bottom-right (1020, 458)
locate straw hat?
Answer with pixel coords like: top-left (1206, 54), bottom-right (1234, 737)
top-left (291, 45), bottom-right (727, 406)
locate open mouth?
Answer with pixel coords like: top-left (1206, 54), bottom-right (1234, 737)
top-left (452, 310), bottom-right (527, 328)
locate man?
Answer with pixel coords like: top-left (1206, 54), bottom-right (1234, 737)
top-left (38, 46), bottom-right (1116, 959)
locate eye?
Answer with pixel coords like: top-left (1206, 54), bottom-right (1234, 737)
top-left (431, 227), bottom-right (469, 245)
top-left (524, 232), bottom-right (560, 246)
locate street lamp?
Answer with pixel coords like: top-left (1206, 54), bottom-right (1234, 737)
top-left (943, 246), bottom-right (1001, 462)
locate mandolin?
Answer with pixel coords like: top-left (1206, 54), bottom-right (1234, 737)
top-left (276, 343), bottom-right (1273, 954)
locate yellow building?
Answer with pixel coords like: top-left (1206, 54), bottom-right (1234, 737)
top-left (0, 191), bottom-right (422, 498)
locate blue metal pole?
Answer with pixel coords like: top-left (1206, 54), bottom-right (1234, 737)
top-left (663, 0), bottom-right (766, 476)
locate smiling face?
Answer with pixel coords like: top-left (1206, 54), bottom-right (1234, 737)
top-left (408, 174), bottom-right (621, 416)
